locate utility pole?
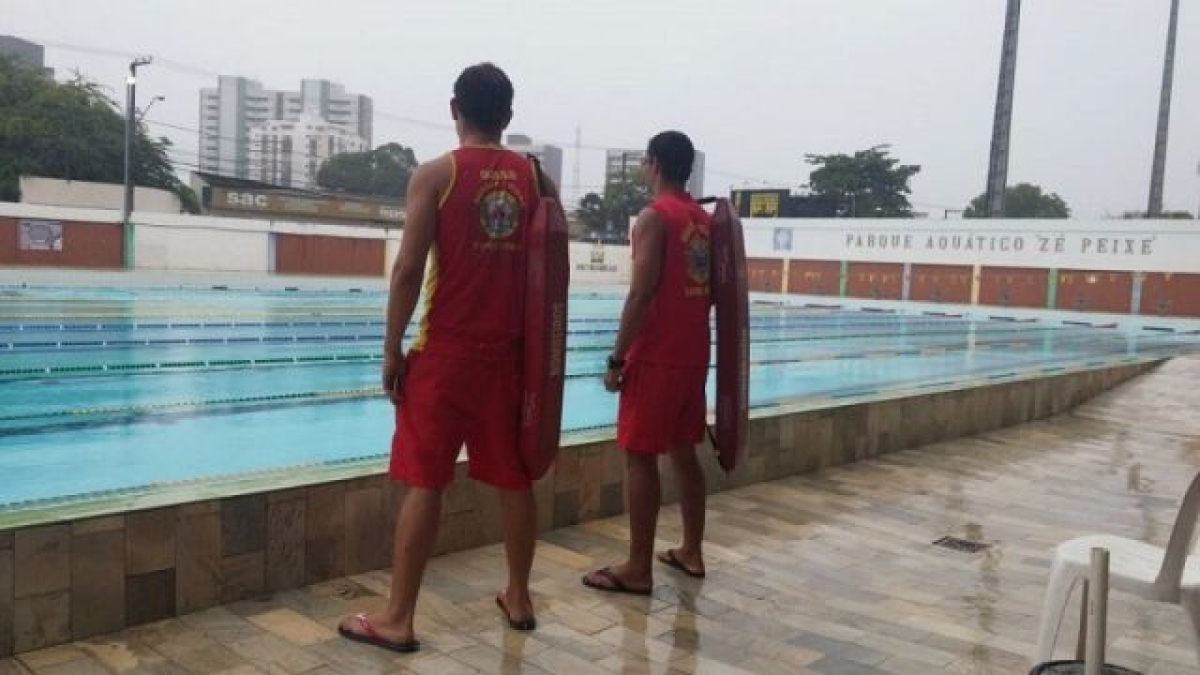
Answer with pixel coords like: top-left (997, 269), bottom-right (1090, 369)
top-left (620, 152), bottom-right (630, 241)
top-left (123, 55), bottom-right (152, 269)
top-left (572, 126), bottom-right (582, 208)
top-left (985, 0), bottom-right (1022, 218)
top-left (137, 95), bottom-right (165, 125)
top-left (1147, 0), bottom-right (1180, 218)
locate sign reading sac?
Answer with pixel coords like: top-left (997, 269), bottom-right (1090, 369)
top-left (209, 187), bottom-right (403, 225)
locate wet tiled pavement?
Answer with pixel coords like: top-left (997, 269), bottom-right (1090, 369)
top-left (3, 357), bottom-right (1199, 674)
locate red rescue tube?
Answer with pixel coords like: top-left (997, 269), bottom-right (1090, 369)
top-left (520, 197), bottom-right (570, 480)
top-left (710, 198), bottom-right (749, 472)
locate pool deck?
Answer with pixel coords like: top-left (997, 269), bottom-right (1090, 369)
top-left (2, 358), bottom-right (1199, 674)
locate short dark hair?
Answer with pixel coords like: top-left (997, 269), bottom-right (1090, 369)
top-left (453, 63), bottom-right (513, 136)
top-left (647, 131), bottom-right (694, 185)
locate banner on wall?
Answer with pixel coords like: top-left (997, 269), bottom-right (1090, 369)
top-left (569, 241), bottom-right (629, 284)
top-left (208, 187), bottom-right (404, 225)
top-left (19, 220), bottom-right (63, 251)
top-left (772, 228), bottom-right (793, 252)
top-left (743, 219), bottom-right (1200, 274)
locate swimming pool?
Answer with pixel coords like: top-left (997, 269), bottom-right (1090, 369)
top-left (2, 284), bottom-right (1199, 513)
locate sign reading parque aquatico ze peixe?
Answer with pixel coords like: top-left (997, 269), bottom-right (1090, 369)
top-left (742, 219), bottom-right (1200, 274)
top-left (208, 187), bottom-right (404, 224)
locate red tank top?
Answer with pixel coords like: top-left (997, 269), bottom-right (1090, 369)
top-left (627, 190), bottom-right (713, 366)
top-left (412, 147), bottom-right (540, 358)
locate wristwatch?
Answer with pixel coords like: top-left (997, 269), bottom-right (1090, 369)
top-left (606, 354), bottom-right (626, 370)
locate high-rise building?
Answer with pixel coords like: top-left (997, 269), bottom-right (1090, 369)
top-left (0, 35), bottom-right (53, 77)
top-left (505, 134), bottom-right (564, 189)
top-left (198, 76), bottom-right (372, 185)
top-left (248, 116), bottom-right (368, 189)
top-left (605, 148), bottom-right (705, 197)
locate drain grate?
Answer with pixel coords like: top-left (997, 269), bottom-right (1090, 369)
top-left (933, 536), bottom-right (992, 554)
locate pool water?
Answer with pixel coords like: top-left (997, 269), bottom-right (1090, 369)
top-left (2, 285), bottom-right (1198, 511)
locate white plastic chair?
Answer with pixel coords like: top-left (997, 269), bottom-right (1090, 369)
top-left (1034, 470), bottom-right (1200, 667)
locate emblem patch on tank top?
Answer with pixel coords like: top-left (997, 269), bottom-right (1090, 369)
top-left (684, 224), bottom-right (711, 286)
top-left (479, 188), bottom-right (521, 239)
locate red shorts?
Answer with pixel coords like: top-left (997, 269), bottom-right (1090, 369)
top-left (617, 360), bottom-right (708, 454)
top-left (389, 349), bottom-right (528, 490)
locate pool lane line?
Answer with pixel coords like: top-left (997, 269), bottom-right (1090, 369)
top-left (0, 390), bottom-right (390, 438)
top-left (0, 386), bottom-right (382, 424)
top-left (1, 332), bottom-right (386, 350)
top-left (0, 353), bottom-right (383, 379)
top-left (3, 328), bottom-right (1179, 382)
top-left (0, 313), bottom-right (973, 335)
top-left (0, 310), bottom-right (393, 321)
top-left (0, 319), bottom-right (389, 332)
top-left (2, 315), bottom-right (1128, 354)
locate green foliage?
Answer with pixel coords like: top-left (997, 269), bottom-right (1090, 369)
top-left (1119, 210), bottom-right (1193, 220)
top-left (575, 177), bottom-right (651, 239)
top-left (576, 192), bottom-right (606, 231)
top-left (316, 142), bottom-right (417, 199)
top-left (0, 57), bottom-right (199, 212)
top-left (963, 183), bottom-right (1071, 218)
top-left (805, 145), bottom-right (920, 217)
top-left (605, 179), bottom-right (651, 230)
top-left (175, 183), bottom-right (200, 214)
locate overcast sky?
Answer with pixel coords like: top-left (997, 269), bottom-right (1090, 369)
top-left (7, 0), bottom-right (1199, 217)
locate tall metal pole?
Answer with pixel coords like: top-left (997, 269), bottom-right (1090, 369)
top-left (621, 152), bottom-right (629, 240)
top-left (122, 56), bottom-right (151, 269)
top-left (1147, 0), bottom-right (1180, 218)
top-left (985, 0), bottom-right (1022, 218)
top-left (122, 71), bottom-right (135, 223)
top-left (572, 126), bottom-right (582, 208)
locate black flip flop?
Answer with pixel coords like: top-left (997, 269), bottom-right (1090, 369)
top-left (338, 613), bottom-right (421, 654)
top-left (657, 549), bottom-right (706, 579)
top-left (495, 594), bottom-right (537, 631)
top-left (581, 567), bottom-right (653, 596)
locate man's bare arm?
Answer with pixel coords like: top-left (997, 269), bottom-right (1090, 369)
top-left (380, 155), bottom-right (450, 402)
top-left (610, 207), bottom-right (665, 362)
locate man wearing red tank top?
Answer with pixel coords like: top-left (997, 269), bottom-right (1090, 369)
top-left (340, 63), bottom-right (557, 653)
top-left (583, 131), bottom-right (713, 596)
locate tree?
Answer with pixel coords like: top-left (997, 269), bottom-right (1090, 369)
top-left (805, 145), bottom-right (920, 217)
top-left (1119, 210), bottom-right (1193, 220)
top-left (576, 192), bottom-right (606, 231)
top-left (0, 57), bottom-right (199, 212)
top-left (963, 183), bottom-right (1070, 218)
top-left (574, 179), bottom-right (651, 240)
top-left (316, 142), bottom-right (417, 200)
top-left (605, 178), bottom-right (651, 232)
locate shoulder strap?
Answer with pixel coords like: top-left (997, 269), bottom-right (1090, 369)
top-left (526, 153), bottom-right (552, 198)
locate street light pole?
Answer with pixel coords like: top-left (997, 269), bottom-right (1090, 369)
top-left (1195, 159), bottom-right (1200, 219)
top-left (985, 0), bottom-right (1022, 218)
top-left (137, 95), bottom-right (164, 125)
top-left (122, 55), bottom-right (152, 269)
top-left (621, 152), bottom-right (630, 241)
top-left (1147, 0), bottom-right (1180, 218)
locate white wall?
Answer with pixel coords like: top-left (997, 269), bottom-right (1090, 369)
top-left (569, 241), bottom-right (630, 285)
top-left (131, 214), bottom-right (400, 272)
top-left (0, 202), bottom-right (117, 224)
top-left (0, 202), bottom-right (403, 274)
top-left (745, 218), bottom-right (1200, 274)
top-left (17, 198), bottom-right (1193, 279)
top-left (136, 224), bottom-right (269, 272)
top-left (19, 176), bottom-right (182, 213)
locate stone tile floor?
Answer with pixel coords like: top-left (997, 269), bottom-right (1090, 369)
top-left (3, 356), bottom-right (1199, 674)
